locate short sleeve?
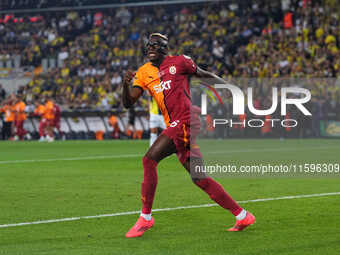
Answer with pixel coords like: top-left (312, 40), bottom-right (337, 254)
top-left (181, 55), bottom-right (197, 75)
top-left (133, 68), bottom-right (146, 91)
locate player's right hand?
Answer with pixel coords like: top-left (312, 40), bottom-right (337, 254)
top-left (123, 70), bottom-right (135, 86)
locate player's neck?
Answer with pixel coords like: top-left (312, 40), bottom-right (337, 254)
top-left (151, 55), bottom-right (166, 68)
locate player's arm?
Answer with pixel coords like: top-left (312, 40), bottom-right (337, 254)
top-left (122, 70), bottom-right (143, 108)
top-left (194, 66), bottom-right (227, 85)
top-left (179, 55), bottom-right (227, 85)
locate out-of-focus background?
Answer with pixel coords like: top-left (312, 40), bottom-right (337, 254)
top-left (0, 0), bottom-right (339, 140)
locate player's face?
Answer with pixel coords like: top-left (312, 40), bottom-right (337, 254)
top-left (146, 37), bottom-right (163, 61)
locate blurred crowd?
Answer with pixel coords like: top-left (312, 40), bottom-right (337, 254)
top-left (226, 0), bottom-right (340, 113)
top-left (0, 11), bottom-right (92, 67)
top-left (1, 0), bottom-right (287, 110)
top-left (0, 0), bottom-right (154, 10)
top-left (0, 0), bottom-right (339, 119)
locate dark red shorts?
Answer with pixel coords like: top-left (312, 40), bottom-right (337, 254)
top-left (162, 117), bottom-right (202, 165)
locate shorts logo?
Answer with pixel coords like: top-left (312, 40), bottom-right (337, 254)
top-left (154, 80), bottom-right (171, 93)
top-left (169, 66), bottom-right (176, 75)
top-left (170, 120), bottom-right (180, 127)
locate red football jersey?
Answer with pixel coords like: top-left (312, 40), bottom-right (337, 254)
top-left (133, 55), bottom-right (197, 127)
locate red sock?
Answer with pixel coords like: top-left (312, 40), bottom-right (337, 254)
top-left (195, 177), bottom-right (242, 216)
top-left (141, 157), bottom-right (158, 214)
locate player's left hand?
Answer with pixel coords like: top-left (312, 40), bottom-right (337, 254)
top-left (123, 70), bottom-right (135, 86)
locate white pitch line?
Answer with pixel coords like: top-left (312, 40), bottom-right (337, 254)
top-left (0, 146), bottom-right (338, 165)
top-left (0, 154), bottom-right (143, 164)
top-left (0, 192), bottom-right (339, 229)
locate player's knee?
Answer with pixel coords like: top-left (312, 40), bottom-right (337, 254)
top-left (142, 155), bottom-right (158, 167)
top-left (144, 148), bottom-right (159, 162)
top-left (144, 151), bottom-right (154, 161)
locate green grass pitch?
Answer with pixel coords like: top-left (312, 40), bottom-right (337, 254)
top-left (0, 139), bottom-right (339, 255)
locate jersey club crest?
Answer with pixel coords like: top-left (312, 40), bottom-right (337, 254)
top-left (169, 65), bottom-right (176, 75)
